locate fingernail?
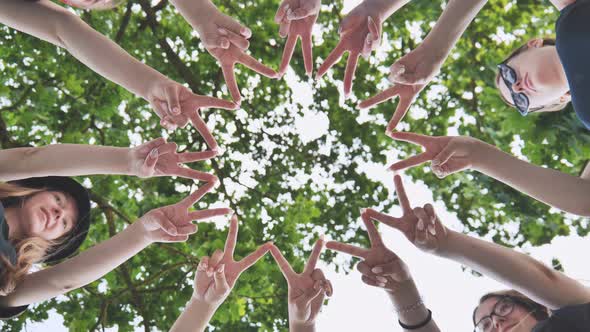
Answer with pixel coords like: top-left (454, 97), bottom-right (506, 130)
top-left (337, 25), bottom-right (342, 35)
top-left (286, 8), bottom-right (293, 19)
top-left (366, 33), bottom-right (372, 45)
top-left (241, 27), bottom-right (252, 38)
top-left (375, 276), bottom-right (388, 283)
top-left (360, 208), bottom-right (367, 214)
top-left (221, 39), bottom-right (230, 49)
top-left (171, 107), bottom-right (181, 115)
top-left (319, 234), bottom-right (326, 241)
top-left (150, 148), bottom-right (158, 158)
top-left (431, 159), bottom-right (440, 166)
top-left (417, 219), bottom-right (425, 231)
top-left (217, 28), bottom-right (228, 35)
top-left (428, 225), bottom-right (436, 236)
top-left (216, 264), bottom-right (225, 273)
top-left (169, 227), bottom-right (177, 235)
top-left (377, 282), bottom-right (386, 287)
top-left (207, 268), bottom-right (214, 277)
top-left (372, 267), bottom-right (383, 274)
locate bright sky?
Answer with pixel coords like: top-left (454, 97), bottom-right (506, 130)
top-left (23, 0), bottom-right (590, 331)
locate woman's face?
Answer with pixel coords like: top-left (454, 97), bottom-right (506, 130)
top-left (61, 0), bottom-right (115, 10)
top-left (497, 39), bottom-right (569, 111)
top-left (474, 297), bottom-right (539, 332)
top-left (17, 191), bottom-right (79, 241)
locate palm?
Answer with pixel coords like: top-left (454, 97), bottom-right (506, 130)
top-left (271, 239), bottom-right (331, 325)
top-left (209, 45), bottom-right (277, 104)
top-left (193, 216), bottom-right (271, 306)
top-left (326, 212), bottom-right (411, 292)
top-left (316, 4), bottom-right (381, 97)
top-left (388, 132), bottom-right (471, 173)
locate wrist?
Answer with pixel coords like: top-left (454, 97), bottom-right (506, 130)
top-left (289, 320), bottom-right (316, 332)
top-left (363, 0), bottom-right (407, 20)
top-left (436, 229), bottom-right (461, 258)
top-left (188, 296), bottom-right (219, 313)
top-left (470, 138), bottom-right (493, 171)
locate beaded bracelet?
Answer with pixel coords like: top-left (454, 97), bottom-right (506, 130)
top-left (398, 309), bottom-right (432, 330)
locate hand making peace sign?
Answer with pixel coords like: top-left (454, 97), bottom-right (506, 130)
top-left (139, 181), bottom-right (232, 243)
top-left (129, 138), bottom-right (218, 182)
top-left (275, 0), bottom-right (321, 76)
top-left (192, 215), bottom-right (272, 307)
top-left (270, 238), bottom-right (333, 328)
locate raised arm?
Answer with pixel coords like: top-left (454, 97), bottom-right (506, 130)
top-left (388, 132), bottom-right (590, 217)
top-left (0, 182), bottom-right (231, 307)
top-left (368, 175), bottom-right (590, 311)
top-left (0, 138), bottom-right (218, 182)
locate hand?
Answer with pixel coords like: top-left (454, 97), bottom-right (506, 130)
top-left (275, 0), bottom-right (321, 76)
top-left (194, 3), bottom-right (278, 104)
top-left (326, 211), bottom-right (410, 294)
top-left (270, 238), bottom-right (333, 327)
top-left (192, 215), bottom-right (272, 307)
top-left (129, 138), bottom-right (217, 182)
top-left (316, 1), bottom-right (383, 98)
top-left (363, 175), bottom-right (449, 254)
top-left (138, 181), bottom-right (232, 243)
top-left (146, 80), bottom-right (237, 150)
top-left (358, 84), bottom-right (424, 133)
top-left (387, 132), bottom-right (482, 178)
top-left (388, 43), bottom-right (446, 86)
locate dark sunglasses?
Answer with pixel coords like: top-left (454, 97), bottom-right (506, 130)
top-left (498, 63), bottom-right (530, 116)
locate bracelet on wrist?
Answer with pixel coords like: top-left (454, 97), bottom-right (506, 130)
top-left (398, 309), bottom-right (432, 330)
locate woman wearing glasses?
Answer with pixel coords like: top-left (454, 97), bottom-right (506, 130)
top-left (327, 176), bottom-right (590, 331)
top-left (360, 0), bottom-right (589, 130)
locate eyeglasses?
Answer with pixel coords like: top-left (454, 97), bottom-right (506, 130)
top-left (498, 63), bottom-right (530, 116)
top-left (473, 296), bottom-right (519, 332)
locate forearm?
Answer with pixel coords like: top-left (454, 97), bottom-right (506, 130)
top-left (169, 0), bottom-right (213, 31)
top-left (386, 280), bottom-right (441, 332)
top-left (290, 321), bottom-right (315, 332)
top-left (0, 144), bottom-right (133, 181)
top-left (170, 298), bottom-right (218, 332)
top-left (421, 0), bottom-right (488, 56)
top-left (473, 141), bottom-right (590, 216)
top-left (363, 0), bottom-right (412, 21)
top-left (0, 222), bottom-right (151, 306)
top-left (440, 230), bottom-right (589, 309)
top-left (0, 0), bottom-right (168, 100)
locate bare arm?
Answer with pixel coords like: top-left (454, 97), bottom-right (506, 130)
top-left (0, 221), bottom-right (151, 307)
top-left (0, 0), bottom-right (170, 101)
top-left (440, 230), bottom-right (590, 310)
top-left (473, 141), bottom-right (590, 217)
top-left (0, 144), bottom-right (132, 181)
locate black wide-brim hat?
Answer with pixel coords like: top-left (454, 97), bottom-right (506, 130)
top-left (8, 176), bottom-right (91, 264)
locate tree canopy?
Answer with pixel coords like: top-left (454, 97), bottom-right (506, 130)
top-left (0, 0), bottom-right (587, 330)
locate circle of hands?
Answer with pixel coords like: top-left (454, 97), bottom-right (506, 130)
top-left (126, 0), bottom-right (485, 326)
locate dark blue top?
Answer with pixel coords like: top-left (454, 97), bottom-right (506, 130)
top-left (533, 302), bottom-right (590, 331)
top-left (556, 0), bottom-right (590, 129)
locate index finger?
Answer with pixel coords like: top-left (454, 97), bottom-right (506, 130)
top-left (237, 242), bottom-right (272, 271)
top-left (386, 95), bottom-right (414, 133)
top-left (316, 43), bottom-right (345, 79)
top-left (387, 152), bottom-right (430, 172)
top-left (237, 52), bottom-right (278, 79)
top-left (303, 237), bottom-right (325, 274)
top-left (361, 213), bottom-right (383, 247)
top-left (388, 131), bottom-right (432, 146)
top-left (194, 95), bottom-right (238, 110)
top-left (177, 150), bottom-right (217, 163)
top-left (221, 63), bottom-right (241, 104)
top-left (393, 175), bottom-right (412, 214)
top-left (343, 51), bottom-right (359, 98)
top-left (179, 181), bottom-right (215, 208)
top-left (364, 208), bottom-right (405, 229)
top-left (224, 215), bottom-right (238, 257)
top-left (188, 112), bottom-right (218, 151)
top-left (279, 33), bottom-right (298, 76)
top-left (269, 245), bottom-right (297, 280)
top-left (357, 85), bottom-right (402, 109)
top-left (325, 241), bottom-right (368, 258)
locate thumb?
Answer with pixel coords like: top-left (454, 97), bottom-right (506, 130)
top-left (213, 264), bottom-right (230, 294)
top-left (142, 148), bottom-right (159, 174)
top-left (388, 62), bottom-right (421, 84)
top-left (432, 141), bottom-right (456, 167)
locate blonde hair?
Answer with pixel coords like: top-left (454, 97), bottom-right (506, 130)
top-left (0, 183), bottom-right (56, 296)
top-left (495, 38), bottom-right (570, 113)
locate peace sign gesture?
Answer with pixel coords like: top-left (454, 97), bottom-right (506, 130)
top-left (275, 0), bottom-right (321, 76)
top-left (363, 175), bottom-right (449, 254)
top-left (192, 215), bottom-right (272, 307)
top-left (270, 238), bottom-right (333, 328)
top-left (315, 2), bottom-right (383, 98)
top-left (130, 138), bottom-right (217, 182)
top-left (358, 83), bottom-right (424, 134)
top-left (326, 211), bottom-right (411, 293)
top-left (387, 132), bottom-right (481, 178)
top-left (139, 181), bottom-right (232, 243)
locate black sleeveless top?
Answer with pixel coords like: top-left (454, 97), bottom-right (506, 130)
top-left (533, 302), bottom-right (590, 331)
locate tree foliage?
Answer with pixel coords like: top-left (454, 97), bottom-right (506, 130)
top-left (0, 0), bottom-right (587, 330)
